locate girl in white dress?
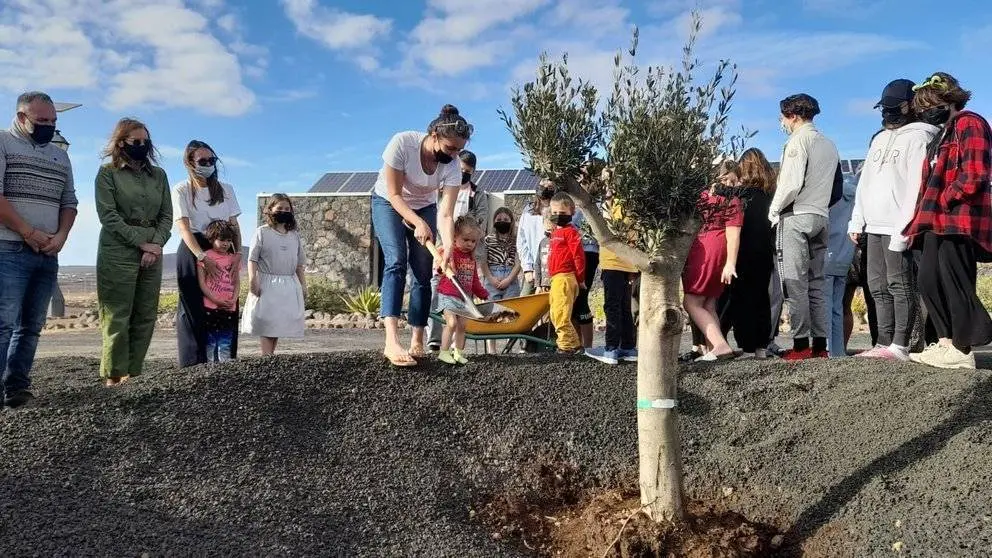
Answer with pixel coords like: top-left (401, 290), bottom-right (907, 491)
top-left (242, 194), bottom-right (307, 355)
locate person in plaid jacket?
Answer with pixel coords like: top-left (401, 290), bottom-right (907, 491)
top-left (902, 72), bottom-right (992, 369)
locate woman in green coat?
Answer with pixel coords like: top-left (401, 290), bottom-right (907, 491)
top-left (95, 118), bottom-right (173, 386)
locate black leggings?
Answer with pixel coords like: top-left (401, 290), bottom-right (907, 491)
top-left (720, 264), bottom-right (773, 353)
top-left (915, 232), bottom-right (992, 351)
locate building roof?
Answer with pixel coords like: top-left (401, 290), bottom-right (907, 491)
top-left (308, 160), bottom-right (865, 195)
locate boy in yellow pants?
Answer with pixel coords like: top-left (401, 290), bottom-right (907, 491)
top-left (547, 193), bottom-right (586, 354)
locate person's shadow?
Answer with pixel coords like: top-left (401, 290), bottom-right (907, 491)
top-left (778, 374), bottom-right (992, 555)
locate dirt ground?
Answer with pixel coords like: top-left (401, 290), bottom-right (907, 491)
top-left (1, 342), bottom-right (989, 557)
top-left (36, 326), bottom-right (876, 360)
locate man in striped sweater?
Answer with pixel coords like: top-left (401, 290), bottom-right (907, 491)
top-left (0, 91), bottom-right (78, 408)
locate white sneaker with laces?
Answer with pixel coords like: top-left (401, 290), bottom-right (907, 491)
top-left (914, 344), bottom-right (976, 369)
top-left (909, 343), bottom-right (942, 363)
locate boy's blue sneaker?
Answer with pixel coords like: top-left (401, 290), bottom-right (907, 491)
top-left (620, 349), bottom-right (638, 362)
top-left (585, 347), bottom-right (620, 365)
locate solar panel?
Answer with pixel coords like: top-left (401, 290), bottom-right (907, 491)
top-left (309, 173), bottom-right (353, 193)
top-left (339, 172), bottom-right (379, 193)
top-left (511, 170), bottom-right (540, 192)
top-left (477, 169), bottom-right (519, 192)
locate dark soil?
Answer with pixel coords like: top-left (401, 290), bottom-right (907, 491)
top-left (0, 352), bottom-right (989, 557)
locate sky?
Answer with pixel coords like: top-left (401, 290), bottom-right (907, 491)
top-left (1, 0), bottom-right (990, 265)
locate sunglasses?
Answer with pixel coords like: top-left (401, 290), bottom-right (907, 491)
top-left (195, 157), bottom-right (218, 166)
top-left (126, 139), bottom-right (150, 147)
top-left (435, 121), bottom-right (474, 136)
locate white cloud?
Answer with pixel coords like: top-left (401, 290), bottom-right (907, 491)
top-left (61, 201), bottom-right (101, 266)
top-left (280, 0), bottom-right (392, 51)
top-left (549, 0), bottom-right (629, 34)
top-left (0, 0), bottom-right (258, 116)
top-left (217, 13), bottom-right (239, 33)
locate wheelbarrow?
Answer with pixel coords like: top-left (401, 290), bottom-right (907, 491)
top-left (431, 292), bottom-right (556, 353)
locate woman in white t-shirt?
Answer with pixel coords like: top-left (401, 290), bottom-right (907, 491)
top-left (373, 104), bottom-right (473, 367)
top-left (172, 140), bottom-right (243, 368)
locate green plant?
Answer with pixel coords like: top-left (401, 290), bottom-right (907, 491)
top-left (977, 276), bottom-right (992, 311)
top-left (340, 286), bottom-right (382, 316)
top-left (588, 287), bottom-right (606, 321)
top-left (501, 12), bottom-right (743, 523)
top-left (158, 292), bottom-right (179, 314)
top-left (306, 278), bottom-right (349, 314)
top-left (851, 289), bottom-right (867, 316)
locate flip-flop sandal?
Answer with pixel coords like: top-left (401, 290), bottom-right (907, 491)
top-left (695, 351), bottom-right (737, 363)
top-left (384, 351), bottom-right (417, 367)
top-left (408, 346), bottom-right (428, 359)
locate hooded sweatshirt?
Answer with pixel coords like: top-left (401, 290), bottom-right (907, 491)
top-left (847, 122), bottom-right (940, 251)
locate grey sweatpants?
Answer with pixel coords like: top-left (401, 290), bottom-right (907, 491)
top-left (777, 213), bottom-right (829, 340)
top-left (866, 234), bottom-right (918, 348)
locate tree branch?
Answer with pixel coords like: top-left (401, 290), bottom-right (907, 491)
top-left (546, 177), bottom-right (660, 274)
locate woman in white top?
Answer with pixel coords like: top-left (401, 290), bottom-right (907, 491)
top-left (373, 104), bottom-right (473, 367)
top-left (172, 140), bottom-right (243, 367)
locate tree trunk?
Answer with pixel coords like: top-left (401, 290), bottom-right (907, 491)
top-left (636, 269), bottom-right (687, 522)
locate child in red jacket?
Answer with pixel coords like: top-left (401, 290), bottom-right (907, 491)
top-left (547, 192), bottom-right (586, 354)
top-left (437, 216), bottom-right (490, 365)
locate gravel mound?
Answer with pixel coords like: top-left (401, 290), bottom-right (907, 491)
top-left (0, 353), bottom-right (989, 557)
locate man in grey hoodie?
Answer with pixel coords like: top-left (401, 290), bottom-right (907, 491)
top-left (848, 79), bottom-right (939, 361)
top-left (769, 93), bottom-right (841, 360)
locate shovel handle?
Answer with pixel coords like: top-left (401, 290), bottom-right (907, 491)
top-left (403, 220), bottom-right (452, 275)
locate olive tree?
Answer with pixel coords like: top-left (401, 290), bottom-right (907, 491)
top-left (499, 16), bottom-right (745, 523)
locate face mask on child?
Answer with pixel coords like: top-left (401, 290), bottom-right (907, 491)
top-left (272, 211), bottom-right (296, 227)
top-left (493, 221), bottom-right (511, 234)
top-left (553, 214), bottom-right (572, 227)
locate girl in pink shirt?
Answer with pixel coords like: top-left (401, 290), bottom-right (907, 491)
top-left (198, 220), bottom-right (241, 362)
top-left (436, 216), bottom-right (489, 365)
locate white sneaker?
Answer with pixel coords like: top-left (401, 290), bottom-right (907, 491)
top-left (914, 344), bottom-right (976, 370)
top-left (909, 344), bottom-right (940, 363)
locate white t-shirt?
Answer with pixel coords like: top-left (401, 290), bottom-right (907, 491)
top-left (373, 131), bottom-right (462, 210)
top-left (172, 179), bottom-right (242, 233)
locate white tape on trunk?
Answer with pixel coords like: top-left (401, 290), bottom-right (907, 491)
top-left (637, 399), bottom-right (677, 410)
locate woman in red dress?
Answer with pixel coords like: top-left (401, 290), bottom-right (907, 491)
top-left (682, 161), bottom-right (744, 362)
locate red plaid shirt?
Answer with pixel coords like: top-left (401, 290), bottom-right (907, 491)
top-left (903, 110), bottom-right (992, 255)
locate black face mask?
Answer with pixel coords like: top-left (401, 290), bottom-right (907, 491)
top-left (272, 211), bottom-right (295, 227)
top-left (29, 123), bottom-right (56, 145)
top-left (434, 150), bottom-right (453, 164)
top-left (124, 142), bottom-right (150, 161)
top-left (461, 171), bottom-right (472, 185)
top-left (920, 106), bottom-right (951, 126)
top-left (881, 108), bottom-right (909, 127)
top-left (553, 214), bottom-right (572, 227)
top-left (539, 188), bottom-right (554, 200)
top-left (493, 221), bottom-right (511, 234)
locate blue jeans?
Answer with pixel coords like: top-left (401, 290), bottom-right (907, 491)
top-left (0, 241), bottom-right (58, 395)
top-left (824, 274), bottom-right (848, 358)
top-left (372, 195), bottom-right (437, 327)
top-left (206, 330), bottom-right (234, 363)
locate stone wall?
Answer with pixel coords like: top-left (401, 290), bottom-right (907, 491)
top-left (257, 195), bottom-right (372, 289)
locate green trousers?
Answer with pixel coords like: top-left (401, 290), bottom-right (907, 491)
top-left (97, 242), bottom-right (162, 379)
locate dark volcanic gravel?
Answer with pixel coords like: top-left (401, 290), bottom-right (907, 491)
top-left (0, 353), bottom-right (989, 557)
